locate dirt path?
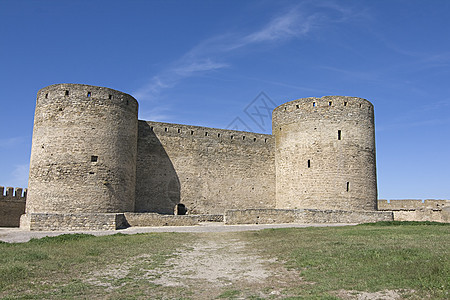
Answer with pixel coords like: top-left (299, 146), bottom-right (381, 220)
top-left (85, 232), bottom-right (301, 299)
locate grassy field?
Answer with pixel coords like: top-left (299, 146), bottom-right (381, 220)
top-left (246, 221), bottom-right (449, 299)
top-left (0, 222), bottom-right (448, 299)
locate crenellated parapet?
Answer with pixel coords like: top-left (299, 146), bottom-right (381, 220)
top-left (0, 186), bottom-right (27, 202)
top-left (378, 199), bottom-right (449, 211)
top-left (144, 121), bottom-right (274, 145)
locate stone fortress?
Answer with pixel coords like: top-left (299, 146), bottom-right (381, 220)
top-left (1, 83), bottom-right (448, 230)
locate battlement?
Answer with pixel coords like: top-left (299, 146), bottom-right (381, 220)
top-left (0, 186), bottom-right (27, 202)
top-left (272, 96), bottom-right (374, 129)
top-left (377, 199), bottom-right (449, 211)
top-left (35, 83), bottom-right (138, 113)
top-left (274, 95), bottom-right (373, 113)
top-left (142, 121), bottom-right (274, 146)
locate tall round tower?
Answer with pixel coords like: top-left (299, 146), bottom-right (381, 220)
top-left (273, 96), bottom-right (377, 211)
top-left (26, 84), bottom-right (138, 214)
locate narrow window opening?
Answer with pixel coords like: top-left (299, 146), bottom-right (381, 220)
top-left (177, 128), bottom-right (181, 133)
top-left (329, 101), bottom-right (332, 106)
top-left (150, 126), bottom-right (153, 131)
top-left (253, 138), bottom-right (257, 142)
top-left (279, 127), bottom-right (282, 131)
top-left (45, 93), bottom-right (48, 99)
top-left (164, 128), bottom-right (168, 132)
top-left (87, 92), bottom-right (91, 97)
top-left (242, 136), bottom-right (245, 140)
top-left (65, 90), bottom-right (69, 96)
top-left (338, 130), bottom-right (341, 140)
top-left (313, 102), bottom-right (316, 107)
top-left (264, 138), bottom-right (267, 143)
top-left (307, 160), bottom-right (311, 168)
top-left (190, 130), bottom-right (194, 135)
top-left (359, 103), bottom-right (362, 108)
top-left (126, 99), bottom-right (129, 105)
top-left (91, 156), bottom-right (98, 162)
top-left (108, 94), bottom-right (112, 99)
top-left (344, 102), bottom-right (347, 106)
top-left (231, 135), bottom-right (234, 139)
top-left (296, 104), bottom-right (299, 109)
top-left (218, 133), bottom-right (221, 137)
top-left (346, 182), bottom-right (349, 192)
top-left (205, 132), bottom-right (208, 136)
top-left (284, 107), bottom-right (287, 111)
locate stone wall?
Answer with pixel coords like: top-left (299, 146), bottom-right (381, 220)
top-left (0, 187), bottom-right (26, 227)
top-left (377, 199), bottom-right (449, 210)
top-left (19, 213), bottom-right (128, 231)
top-left (135, 121), bottom-right (275, 215)
top-left (26, 84), bottom-right (138, 214)
top-left (392, 209), bottom-right (449, 223)
top-left (224, 208), bottom-right (393, 225)
top-left (273, 96), bottom-right (377, 211)
top-left (124, 212), bottom-right (223, 227)
top-left (377, 199), bottom-right (449, 223)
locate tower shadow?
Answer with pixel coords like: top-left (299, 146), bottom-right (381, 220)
top-left (135, 121), bottom-right (181, 214)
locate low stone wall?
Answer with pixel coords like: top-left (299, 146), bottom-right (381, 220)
top-left (392, 208), bottom-right (450, 223)
top-left (377, 199), bottom-right (449, 210)
top-left (124, 213), bottom-right (223, 227)
top-left (19, 213), bottom-right (128, 231)
top-left (377, 199), bottom-right (449, 223)
top-left (224, 209), bottom-right (393, 225)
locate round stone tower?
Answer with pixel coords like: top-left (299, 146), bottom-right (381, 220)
top-left (26, 84), bottom-right (138, 214)
top-left (273, 96), bottom-right (377, 211)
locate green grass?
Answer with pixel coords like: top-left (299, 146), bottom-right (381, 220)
top-left (217, 289), bottom-right (241, 299)
top-left (0, 222), bottom-right (448, 299)
top-left (0, 232), bottom-right (193, 299)
top-left (246, 222), bottom-right (450, 299)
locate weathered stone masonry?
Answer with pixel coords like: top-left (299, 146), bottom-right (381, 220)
top-left (12, 83), bottom-right (448, 230)
top-left (136, 121), bottom-right (275, 215)
top-left (0, 187), bottom-right (27, 227)
top-left (273, 96), bottom-right (377, 212)
top-left (25, 84), bottom-right (138, 215)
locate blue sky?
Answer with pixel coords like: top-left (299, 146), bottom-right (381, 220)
top-left (0, 0), bottom-right (449, 199)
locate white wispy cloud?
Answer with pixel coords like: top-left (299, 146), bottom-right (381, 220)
top-left (138, 105), bottom-right (174, 122)
top-left (133, 2), bottom-right (354, 104)
top-left (173, 59), bottom-right (229, 77)
top-left (244, 9), bottom-right (312, 43)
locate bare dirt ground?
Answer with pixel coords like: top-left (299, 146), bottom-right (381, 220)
top-left (84, 232), bottom-right (303, 299)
